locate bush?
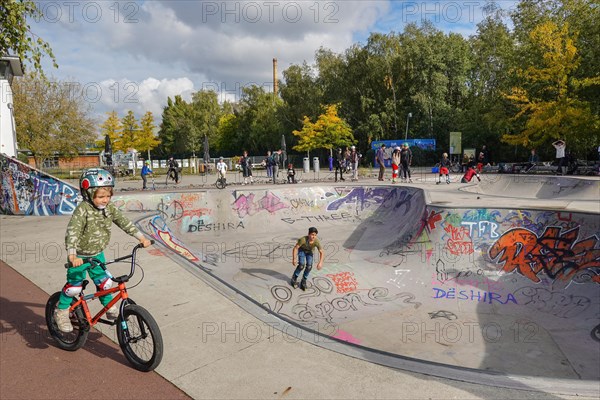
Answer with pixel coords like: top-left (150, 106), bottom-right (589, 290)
top-left (410, 147), bottom-right (438, 166)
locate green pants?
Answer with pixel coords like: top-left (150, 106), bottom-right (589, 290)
top-left (57, 252), bottom-right (113, 309)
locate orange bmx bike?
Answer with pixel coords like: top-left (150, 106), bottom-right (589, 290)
top-left (45, 241), bottom-right (163, 372)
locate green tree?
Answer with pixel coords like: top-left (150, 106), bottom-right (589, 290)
top-left (191, 90), bottom-right (221, 157)
top-left (463, 4), bottom-right (515, 153)
top-left (216, 113), bottom-right (240, 155)
top-left (0, 0), bottom-right (57, 75)
top-left (13, 73), bottom-right (95, 168)
top-left (279, 62), bottom-right (323, 133)
top-left (236, 85), bottom-right (283, 152)
top-left (158, 95), bottom-right (192, 157)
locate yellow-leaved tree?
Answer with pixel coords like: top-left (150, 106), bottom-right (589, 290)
top-left (136, 112), bottom-right (161, 160)
top-left (502, 21), bottom-right (600, 151)
top-left (99, 111), bottom-right (122, 150)
top-left (292, 104), bottom-right (355, 158)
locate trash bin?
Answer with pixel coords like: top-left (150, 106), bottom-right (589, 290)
top-left (303, 157), bottom-right (310, 173)
top-left (313, 157), bottom-right (320, 174)
top-left (199, 164), bottom-right (205, 174)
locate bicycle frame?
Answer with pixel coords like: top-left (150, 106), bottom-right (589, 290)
top-left (65, 242), bottom-right (150, 327)
top-left (69, 281), bottom-right (128, 327)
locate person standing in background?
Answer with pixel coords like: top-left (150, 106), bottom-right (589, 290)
top-left (400, 143), bottom-right (413, 183)
top-left (350, 145), bottom-right (360, 181)
top-left (552, 139), bottom-right (567, 175)
top-left (391, 146), bottom-right (401, 184)
top-left (272, 149), bottom-right (282, 184)
top-left (376, 144), bottom-right (387, 181)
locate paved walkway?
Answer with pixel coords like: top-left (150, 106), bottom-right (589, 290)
top-left (0, 260), bottom-right (189, 400)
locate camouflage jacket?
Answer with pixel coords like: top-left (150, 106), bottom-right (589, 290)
top-left (65, 201), bottom-right (144, 257)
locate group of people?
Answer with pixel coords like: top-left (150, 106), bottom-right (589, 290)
top-left (335, 145), bottom-right (361, 182)
top-left (238, 149), bottom-right (294, 185)
top-left (140, 156), bottom-right (180, 190)
top-left (376, 143), bottom-right (415, 183)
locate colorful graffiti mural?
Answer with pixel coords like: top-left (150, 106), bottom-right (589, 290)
top-left (489, 226), bottom-right (600, 285)
top-left (1, 155), bottom-right (78, 215)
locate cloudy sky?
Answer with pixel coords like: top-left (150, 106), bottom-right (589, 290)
top-left (30, 0), bottom-right (517, 124)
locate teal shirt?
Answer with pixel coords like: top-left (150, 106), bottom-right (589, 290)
top-left (65, 201), bottom-right (143, 257)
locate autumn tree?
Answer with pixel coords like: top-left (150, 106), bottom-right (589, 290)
top-left (502, 21), bottom-right (600, 152)
top-left (137, 111), bottom-right (160, 159)
top-left (13, 73), bottom-right (96, 168)
top-left (100, 111), bottom-right (122, 150)
top-left (118, 110), bottom-right (140, 152)
top-left (293, 104), bottom-right (355, 157)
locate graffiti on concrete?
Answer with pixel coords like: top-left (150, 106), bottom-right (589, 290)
top-left (188, 221), bottom-right (245, 233)
top-left (489, 226), bottom-right (600, 285)
top-left (327, 187), bottom-right (415, 214)
top-left (232, 191), bottom-right (288, 218)
top-left (513, 286), bottom-right (591, 318)
top-left (428, 310), bottom-right (458, 320)
top-left (281, 212), bottom-right (353, 225)
top-left (326, 271), bottom-right (359, 294)
top-left (146, 215), bottom-right (201, 263)
top-left (1, 155), bottom-right (78, 215)
top-left (444, 224), bottom-right (474, 255)
top-left (432, 287), bottom-right (518, 305)
top-left (265, 276), bottom-right (420, 325)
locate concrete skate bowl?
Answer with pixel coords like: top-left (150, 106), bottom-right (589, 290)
top-left (124, 185), bottom-right (599, 395)
top-left (462, 174), bottom-right (600, 207)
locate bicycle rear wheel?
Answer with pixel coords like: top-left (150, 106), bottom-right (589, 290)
top-left (216, 178), bottom-right (226, 189)
top-left (117, 304), bottom-right (163, 372)
top-left (45, 292), bottom-right (89, 351)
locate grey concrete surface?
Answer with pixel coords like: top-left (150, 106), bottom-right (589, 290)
top-left (2, 168), bottom-right (599, 400)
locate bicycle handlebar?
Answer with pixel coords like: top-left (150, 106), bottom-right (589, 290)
top-left (64, 240), bottom-right (155, 280)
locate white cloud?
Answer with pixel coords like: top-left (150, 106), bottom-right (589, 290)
top-left (28, 1), bottom-right (503, 125)
top-left (94, 77), bottom-right (195, 121)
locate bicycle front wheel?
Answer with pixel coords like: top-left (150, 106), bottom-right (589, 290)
top-left (117, 304), bottom-right (163, 372)
top-left (45, 292), bottom-right (89, 351)
top-left (216, 178), bottom-right (226, 189)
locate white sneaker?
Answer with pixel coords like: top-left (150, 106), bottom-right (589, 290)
top-left (54, 308), bottom-right (73, 333)
top-left (106, 305), bottom-right (119, 320)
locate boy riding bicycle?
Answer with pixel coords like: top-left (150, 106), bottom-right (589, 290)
top-left (55, 168), bottom-right (151, 333)
top-left (167, 156), bottom-right (179, 183)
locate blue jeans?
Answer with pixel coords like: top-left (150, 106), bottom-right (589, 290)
top-left (292, 250), bottom-right (313, 281)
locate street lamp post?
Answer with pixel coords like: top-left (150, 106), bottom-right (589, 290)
top-left (404, 112), bottom-right (412, 141)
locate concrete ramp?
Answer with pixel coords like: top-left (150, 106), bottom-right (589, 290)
top-left (0, 154), bottom-right (78, 215)
top-left (118, 185), bottom-right (600, 391)
top-left (462, 174), bottom-right (600, 203)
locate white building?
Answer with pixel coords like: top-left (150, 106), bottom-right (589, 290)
top-left (0, 56), bottom-right (24, 157)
